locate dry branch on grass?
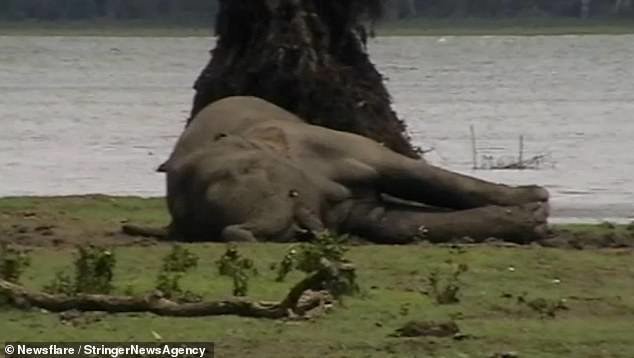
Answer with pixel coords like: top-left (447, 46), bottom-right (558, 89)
top-left (0, 260), bottom-right (353, 319)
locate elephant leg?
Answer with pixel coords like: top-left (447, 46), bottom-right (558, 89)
top-left (166, 219), bottom-right (225, 242)
top-left (326, 132), bottom-right (547, 210)
top-left (342, 199), bottom-right (549, 244)
top-left (221, 206), bottom-right (325, 243)
top-left (376, 158), bottom-right (549, 210)
top-left (222, 225), bottom-right (258, 242)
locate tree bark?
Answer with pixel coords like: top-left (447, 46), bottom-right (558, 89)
top-left (191, 0), bottom-right (419, 158)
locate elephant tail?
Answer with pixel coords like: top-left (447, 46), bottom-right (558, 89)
top-left (157, 161), bottom-right (168, 173)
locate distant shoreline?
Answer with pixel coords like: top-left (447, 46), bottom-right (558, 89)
top-left (1, 17), bottom-right (634, 37)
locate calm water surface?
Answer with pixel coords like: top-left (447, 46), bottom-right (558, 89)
top-left (1, 35), bottom-right (633, 222)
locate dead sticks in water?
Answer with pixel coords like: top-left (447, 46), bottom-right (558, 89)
top-left (469, 125), bottom-right (551, 170)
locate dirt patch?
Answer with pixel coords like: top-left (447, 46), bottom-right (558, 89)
top-left (540, 226), bottom-right (634, 249)
top-left (0, 196), bottom-right (164, 248)
top-left (391, 320), bottom-right (460, 338)
top-left (434, 226), bottom-right (634, 250)
top-left (0, 219), bottom-right (144, 247)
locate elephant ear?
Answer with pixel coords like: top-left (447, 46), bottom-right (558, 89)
top-left (250, 126), bottom-right (290, 155)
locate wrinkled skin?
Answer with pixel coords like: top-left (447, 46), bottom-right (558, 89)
top-left (163, 96), bottom-right (549, 244)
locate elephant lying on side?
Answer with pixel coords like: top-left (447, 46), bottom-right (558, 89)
top-left (162, 96), bottom-right (549, 244)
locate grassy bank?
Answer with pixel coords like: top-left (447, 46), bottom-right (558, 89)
top-left (379, 17), bottom-right (634, 36)
top-left (1, 196), bottom-right (633, 357)
top-left (0, 19), bottom-right (213, 37)
top-left (1, 18), bottom-right (634, 37)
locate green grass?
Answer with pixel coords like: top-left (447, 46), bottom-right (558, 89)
top-left (0, 19), bottom-right (214, 37)
top-left (378, 17), bottom-right (634, 36)
top-left (556, 222), bottom-right (633, 235)
top-left (2, 244), bottom-right (633, 357)
top-left (1, 195), bottom-right (633, 357)
top-left (0, 195), bottom-right (167, 227)
top-left (1, 17), bottom-right (634, 37)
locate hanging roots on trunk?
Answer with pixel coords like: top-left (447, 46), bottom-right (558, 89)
top-left (191, 0), bottom-right (419, 158)
top-left (0, 260), bottom-right (353, 319)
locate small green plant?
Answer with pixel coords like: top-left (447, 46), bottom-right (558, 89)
top-left (43, 271), bottom-right (75, 296)
top-left (427, 261), bottom-right (469, 305)
top-left (43, 245), bottom-right (116, 295)
top-left (274, 231), bottom-right (359, 298)
top-left (74, 245), bottom-right (116, 294)
top-left (161, 245), bottom-right (199, 272)
top-left (0, 243), bottom-right (31, 283)
top-left (155, 245), bottom-right (200, 301)
top-left (216, 245), bottom-right (257, 297)
top-left (275, 231), bottom-right (349, 282)
top-left (517, 294), bottom-right (568, 319)
top-left (274, 248), bottom-right (298, 282)
top-left (599, 221), bottom-right (616, 230)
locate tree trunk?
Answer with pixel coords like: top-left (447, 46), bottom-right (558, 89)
top-left (190, 0), bottom-right (419, 158)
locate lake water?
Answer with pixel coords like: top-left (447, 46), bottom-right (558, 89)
top-left (1, 35), bottom-right (633, 223)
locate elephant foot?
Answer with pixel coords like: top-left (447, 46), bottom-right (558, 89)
top-left (222, 225), bottom-right (258, 242)
top-left (419, 202), bottom-right (549, 244)
top-left (494, 185), bottom-right (549, 207)
top-left (461, 202), bottom-right (548, 242)
top-left (420, 202), bottom-right (549, 244)
top-left (346, 201), bottom-right (549, 244)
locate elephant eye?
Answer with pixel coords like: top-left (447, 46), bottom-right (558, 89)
top-left (289, 190), bottom-right (299, 198)
top-left (214, 133), bottom-right (227, 141)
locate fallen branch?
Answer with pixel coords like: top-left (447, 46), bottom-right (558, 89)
top-left (0, 261), bottom-right (349, 318)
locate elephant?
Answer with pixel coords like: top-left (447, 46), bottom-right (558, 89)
top-left (160, 96), bottom-right (549, 244)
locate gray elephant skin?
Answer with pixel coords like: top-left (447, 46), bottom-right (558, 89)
top-left (161, 96), bottom-right (549, 244)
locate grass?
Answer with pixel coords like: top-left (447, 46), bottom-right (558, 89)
top-left (2, 243), bottom-right (633, 357)
top-left (378, 17), bottom-right (634, 36)
top-left (1, 195), bottom-right (633, 357)
top-left (0, 19), bottom-right (214, 37)
top-left (1, 17), bottom-right (634, 37)
top-left (0, 195), bottom-right (167, 228)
